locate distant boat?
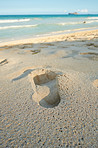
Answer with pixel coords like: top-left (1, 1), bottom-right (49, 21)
top-left (68, 12), bottom-right (78, 15)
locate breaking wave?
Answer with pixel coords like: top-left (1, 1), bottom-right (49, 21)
top-left (0, 24), bottom-right (38, 30)
top-left (57, 20), bottom-right (98, 26)
top-left (57, 22), bottom-right (82, 25)
top-left (0, 19), bottom-right (31, 23)
top-left (86, 20), bottom-right (98, 23)
top-left (87, 17), bottom-right (98, 20)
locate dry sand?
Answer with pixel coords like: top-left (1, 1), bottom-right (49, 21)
top-left (0, 30), bottom-right (98, 147)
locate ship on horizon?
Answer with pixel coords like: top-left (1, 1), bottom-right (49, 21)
top-left (68, 12), bottom-right (78, 15)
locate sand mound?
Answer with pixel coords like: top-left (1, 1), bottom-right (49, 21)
top-left (30, 69), bottom-right (61, 108)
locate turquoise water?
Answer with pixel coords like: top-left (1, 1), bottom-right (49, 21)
top-left (0, 14), bottom-right (98, 42)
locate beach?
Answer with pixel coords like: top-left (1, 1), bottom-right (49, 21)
top-left (0, 29), bottom-right (98, 147)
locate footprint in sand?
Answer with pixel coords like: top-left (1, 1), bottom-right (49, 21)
top-left (30, 69), bottom-right (61, 108)
top-left (0, 59), bottom-right (8, 66)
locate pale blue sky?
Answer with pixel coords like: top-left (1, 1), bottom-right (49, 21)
top-left (0, 0), bottom-right (98, 15)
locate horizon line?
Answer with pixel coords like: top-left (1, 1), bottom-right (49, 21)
top-left (0, 13), bottom-right (98, 15)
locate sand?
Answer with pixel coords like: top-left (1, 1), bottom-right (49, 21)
top-left (0, 30), bottom-right (98, 147)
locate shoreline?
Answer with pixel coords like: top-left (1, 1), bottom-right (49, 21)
top-left (0, 29), bottom-right (98, 47)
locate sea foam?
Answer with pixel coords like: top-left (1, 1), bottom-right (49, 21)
top-left (0, 24), bottom-right (38, 30)
top-left (87, 17), bottom-right (98, 20)
top-left (0, 19), bottom-right (31, 23)
top-left (57, 22), bottom-right (82, 26)
top-left (57, 20), bottom-right (98, 26)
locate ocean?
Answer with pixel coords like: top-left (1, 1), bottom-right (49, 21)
top-left (0, 14), bottom-right (98, 43)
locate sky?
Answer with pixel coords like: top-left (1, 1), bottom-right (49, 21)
top-left (0, 0), bottom-right (98, 15)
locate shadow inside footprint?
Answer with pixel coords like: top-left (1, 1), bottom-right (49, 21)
top-left (31, 69), bottom-right (61, 108)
